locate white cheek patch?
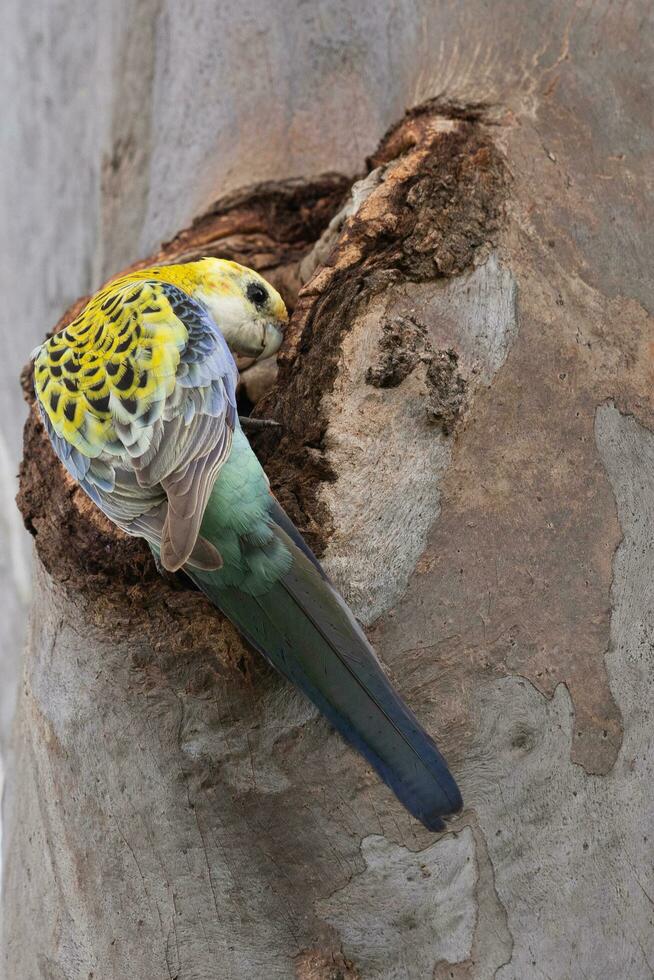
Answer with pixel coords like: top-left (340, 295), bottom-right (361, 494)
top-left (197, 290), bottom-right (265, 356)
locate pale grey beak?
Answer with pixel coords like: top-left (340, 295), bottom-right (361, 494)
top-left (258, 321), bottom-right (284, 360)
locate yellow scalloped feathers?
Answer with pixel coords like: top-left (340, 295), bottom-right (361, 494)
top-left (34, 278), bottom-right (188, 457)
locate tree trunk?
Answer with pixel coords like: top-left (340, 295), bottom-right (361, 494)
top-left (4, 12), bottom-right (654, 980)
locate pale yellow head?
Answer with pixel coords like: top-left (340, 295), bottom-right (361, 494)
top-left (190, 257), bottom-right (288, 359)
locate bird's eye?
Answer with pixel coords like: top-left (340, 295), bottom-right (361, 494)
top-left (246, 281), bottom-right (268, 308)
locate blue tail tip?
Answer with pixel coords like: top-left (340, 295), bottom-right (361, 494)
top-left (420, 779), bottom-right (464, 832)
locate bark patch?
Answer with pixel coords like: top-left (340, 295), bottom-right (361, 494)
top-left (364, 316), bottom-right (468, 434)
top-left (425, 350), bottom-right (467, 434)
top-left (295, 949), bottom-right (360, 980)
top-left (255, 105), bottom-right (508, 551)
top-left (365, 314), bottom-right (428, 388)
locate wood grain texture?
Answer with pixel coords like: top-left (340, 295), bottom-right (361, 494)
top-left (3, 3), bottom-right (654, 977)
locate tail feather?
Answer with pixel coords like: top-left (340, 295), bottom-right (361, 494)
top-left (188, 509), bottom-right (462, 831)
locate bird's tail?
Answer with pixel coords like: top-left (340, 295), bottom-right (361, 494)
top-left (187, 499), bottom-right (462, 831)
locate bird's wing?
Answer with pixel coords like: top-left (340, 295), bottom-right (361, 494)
top-left (33, 277), bottom-right (238, 570)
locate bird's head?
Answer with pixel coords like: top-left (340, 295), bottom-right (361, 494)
top-left (192, 257), bottom-right (288, 360)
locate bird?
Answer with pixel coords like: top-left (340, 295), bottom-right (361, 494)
top-left (31, 257), bottom-right (463, 831)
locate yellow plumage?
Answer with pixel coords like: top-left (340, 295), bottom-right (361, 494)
top-left (33, 266), bottom-right (210, 456)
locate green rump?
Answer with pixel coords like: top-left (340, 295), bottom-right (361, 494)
top-left (194, 429), bottom-right (292, 596)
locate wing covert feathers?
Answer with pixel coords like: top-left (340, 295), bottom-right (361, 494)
top-left (34, 275), bottom-right (238, 570)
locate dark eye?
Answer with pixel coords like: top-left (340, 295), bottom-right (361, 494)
top-left (246, 281), bottom-right (268, 308)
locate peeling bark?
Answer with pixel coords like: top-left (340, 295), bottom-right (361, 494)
top-left (4, 61), bottom-right (654, 980)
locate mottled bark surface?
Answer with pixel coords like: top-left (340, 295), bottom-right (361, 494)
top-left (4, 14), bottom-right (654, 980)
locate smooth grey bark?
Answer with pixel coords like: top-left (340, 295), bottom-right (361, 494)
top-left (3, 2), bottom-right (654, 980)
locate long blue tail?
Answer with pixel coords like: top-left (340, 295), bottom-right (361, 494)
top-left (188, 494), bottom-right (462, 831)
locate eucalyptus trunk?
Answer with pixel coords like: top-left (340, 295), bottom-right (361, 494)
top-left (3, 4), bottom-right (653, 979)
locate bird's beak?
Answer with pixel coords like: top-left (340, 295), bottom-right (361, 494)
top-left (258, 321), bottom-right (284, 360)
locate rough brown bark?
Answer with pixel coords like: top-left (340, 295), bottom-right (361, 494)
top-left (4, 78), bottom-right (654, 980)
